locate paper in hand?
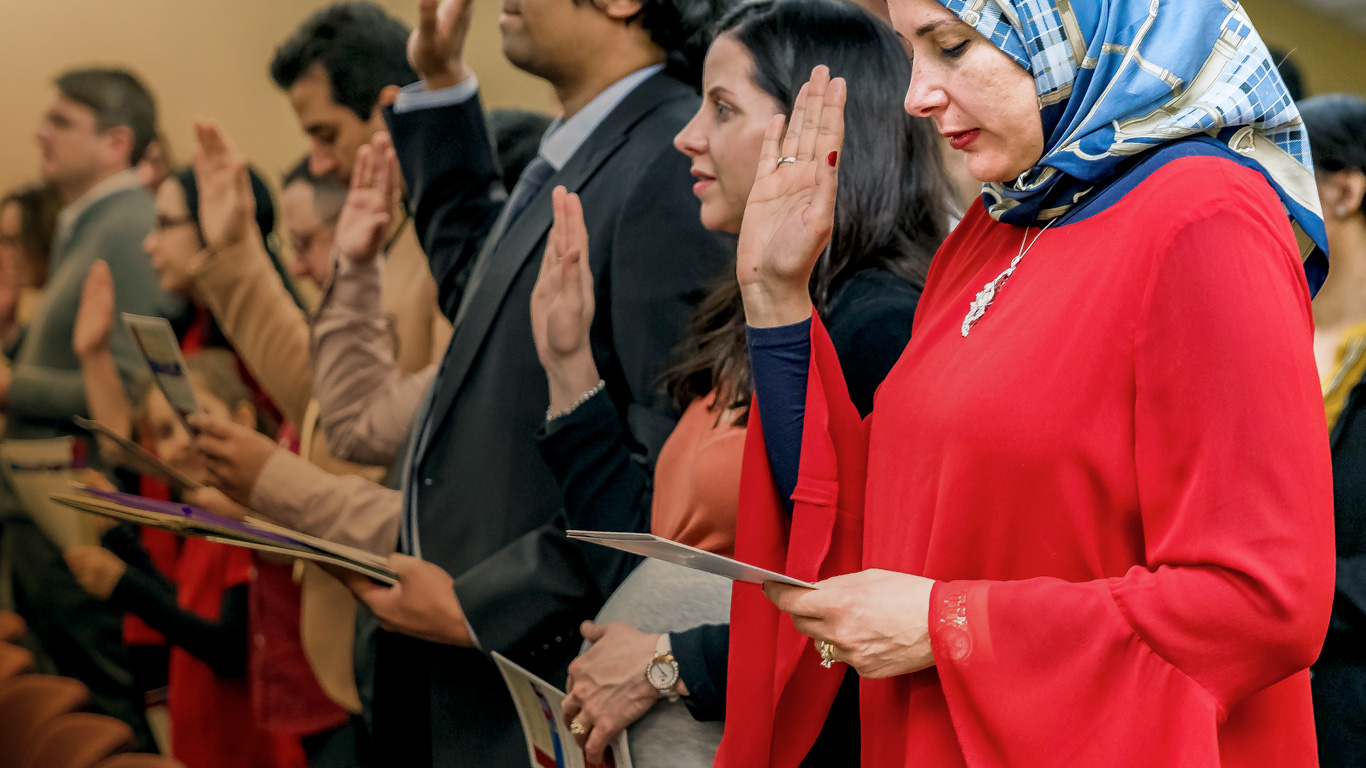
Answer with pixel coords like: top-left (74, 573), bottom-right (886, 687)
top-left (73, 416), bottom-right (202, 491)
top-left (566, 531), bottom-right (815, 589)
top-left (492, 652), bottom-right (632, 768)
top-left (122, 313), bottom-right (199, 433)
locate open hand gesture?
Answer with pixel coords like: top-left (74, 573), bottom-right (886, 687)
top-left (193, 120), bottom-right (255, 252)
top-left (530, 187), bottom-right (601, 412)
top-left (408, 0), bottom-right (476, 90)
top-left (736, 66), bottom-right (846, 327)
top-left (335, 132), bottom-right (397, 263)
top-left (73, 260), bottom-right (115, 359)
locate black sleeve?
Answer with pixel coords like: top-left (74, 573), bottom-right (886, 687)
top-left (384, 95), bottom-right (508, 319)
top-left (536, 389), bottom-right (649, 598)
top-left (456, 135), bottom-right (731, 667)
top-left (101, 525), bottom-right (172, 592)
top-left (670, 623), bottom-right (729, 722)
top-left (823, 280), bottom-right (919, 418)
top-left (108, 572), bottom-right (249, 678)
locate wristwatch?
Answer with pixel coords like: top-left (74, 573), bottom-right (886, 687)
top-left (645, 634), bottom-right (681, 702)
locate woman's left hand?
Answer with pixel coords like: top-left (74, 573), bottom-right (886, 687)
top-left (764, 569), bottom-right (937, 679)
top-left (562, 621), bottom-right (668, 765)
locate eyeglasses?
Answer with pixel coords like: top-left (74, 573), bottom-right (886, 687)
top-left (289, 214), bottom-right (340, 254)
top-left (152, 214), bottom-right (197, 232)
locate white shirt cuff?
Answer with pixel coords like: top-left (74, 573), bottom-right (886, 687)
top-left (392, 77), bottom-right (481, 114)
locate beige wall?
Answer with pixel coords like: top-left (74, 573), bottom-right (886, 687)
top-left (0, 0), bottom-right (553, 198)
top-left (0, 0), bottom-right (1362, 199)
top-left (1244, 0), bottom-right (1366, 98)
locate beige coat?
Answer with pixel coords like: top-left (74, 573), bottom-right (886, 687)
top-left (188, 220), bottom-right (448, 712)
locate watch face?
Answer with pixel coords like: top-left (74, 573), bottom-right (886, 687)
top-left (647, 659), bottom-right (679, 690)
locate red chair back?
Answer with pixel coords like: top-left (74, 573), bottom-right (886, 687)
top-left (0, 674), bottom-right (91, 767)
top-left (23, 712), bottom-right (134, 768)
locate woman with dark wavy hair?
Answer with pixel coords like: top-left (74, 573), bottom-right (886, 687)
top-left (528, 0), bottom-right (953, 764)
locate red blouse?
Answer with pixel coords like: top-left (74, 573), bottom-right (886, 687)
top-left (169, 539), bottom-right (299, 768)
top-left (721, 156), bottom-right (1335, 767)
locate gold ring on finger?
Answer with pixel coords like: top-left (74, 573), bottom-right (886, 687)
top-left (817, 639), bottom-right (837, 669)
top-left (569, 719), bottom-right (589, 736)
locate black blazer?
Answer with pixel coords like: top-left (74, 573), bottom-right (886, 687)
top-left (377, 72), bottom-right (731, 767)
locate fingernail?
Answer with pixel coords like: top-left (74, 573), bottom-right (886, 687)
top-left (827, 151), bottom-right (838, 167)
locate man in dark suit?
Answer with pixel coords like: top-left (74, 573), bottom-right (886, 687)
top-left (341, 0), bottom-right (732, 764)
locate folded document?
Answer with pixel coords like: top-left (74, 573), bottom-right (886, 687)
top-left (566, 531), bottom-right (815, 589)
top-left (50, 487), bottom-right (397, 585)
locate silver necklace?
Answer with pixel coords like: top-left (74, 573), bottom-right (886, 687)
top-left (961, 218), bottom-right (1059, 337)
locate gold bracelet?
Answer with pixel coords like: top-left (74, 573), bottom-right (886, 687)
top-left (546, 380), bottom-right (606, 422)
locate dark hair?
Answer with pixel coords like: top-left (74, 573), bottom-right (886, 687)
top-left (1301, 93), bottom-right (1366, 214)
top-left (54, 68), bottom-right (157, 165)
top-left (269, 2), bottom-right (417, 121)
top-left (663, 0), bottom-right (951, 417)
top-left (1267, 46), bottom-right (1306, 103)
top-left (569, 0), bottom-right (733, 89)
top-left (167, 166), bottom-right (305, 348)
top-left (282, 155), bottom-right (349, 220)
top-left (0, 183), bottom-right (61, 288)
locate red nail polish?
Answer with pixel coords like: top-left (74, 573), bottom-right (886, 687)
top-left (828, 151), bottom-right (838, 167)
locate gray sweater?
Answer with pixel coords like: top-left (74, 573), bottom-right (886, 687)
top-left (5, 179), bottom-right (179, 441)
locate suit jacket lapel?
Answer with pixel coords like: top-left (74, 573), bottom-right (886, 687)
top-left (413, 71), bottom-right (691, 466)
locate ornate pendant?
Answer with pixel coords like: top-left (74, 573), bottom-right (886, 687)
top-left (961, 280), bottom-right (999, 337)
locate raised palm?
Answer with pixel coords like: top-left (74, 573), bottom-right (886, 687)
top-left (193, 121), bottom-right (255, 252)
top-left (73, 260), bottom-right (115, 359)
top-left (736, 67), bottom-right (846, 319)
top-left (407, 0), bottom-right (476, 87)
top-left (530, 187), bottom-right (596, 374)
top-left (335, 133), bottom-right (396, 263)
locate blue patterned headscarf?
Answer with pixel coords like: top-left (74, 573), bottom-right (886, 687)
top-left (940, 0), bottom-right (1328, 293)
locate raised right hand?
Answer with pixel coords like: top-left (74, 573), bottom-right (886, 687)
top-left (408, 0), bottom-right (476, 90)
top-left (73, 260), bottom-right (115, 359)
top-left (735, 66), bottom-right (846, 327)
top-left (192, 120), bottom-right (256, 252)
top-left (530, 187), bottom-right (601, 412)
top-left (334, 132), bottom-right (396, 263)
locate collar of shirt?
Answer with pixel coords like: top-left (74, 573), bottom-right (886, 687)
top-left (55, 168), bottom-right (144, 252)
top-left (537, 64), bottom-right (665, 171)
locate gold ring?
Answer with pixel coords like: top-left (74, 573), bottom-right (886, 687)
top-left (569, 719), bottom-right (588, 736)
top-left (817, 640), bottom-right (837, 668)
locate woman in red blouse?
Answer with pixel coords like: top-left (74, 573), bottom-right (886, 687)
top-left (722, 0), bottom-right (1335, 766)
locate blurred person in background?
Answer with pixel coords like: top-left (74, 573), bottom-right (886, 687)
top-left (69, 262), bottom-right (304, 767)
top-left (137, 131), bottom-right (174, 195)
top-left (0, 66), bottom-right (182, 751)
top-left (0, 182), bottom-right (60, 345)
top-left (1302, 92), bottom-right (1366, 768)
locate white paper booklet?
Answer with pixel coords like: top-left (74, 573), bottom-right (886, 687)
top-left (122, 313), bottom-right (199, 432)
top-left (566, 531), bottom-right (816, 589)
top-left (0, 437), bottom-right (100, 551)
top-left (492, 652), bottom-right (632, 768)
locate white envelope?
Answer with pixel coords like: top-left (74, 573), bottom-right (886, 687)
top-left (566, 531), bottom-right (815, 589)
